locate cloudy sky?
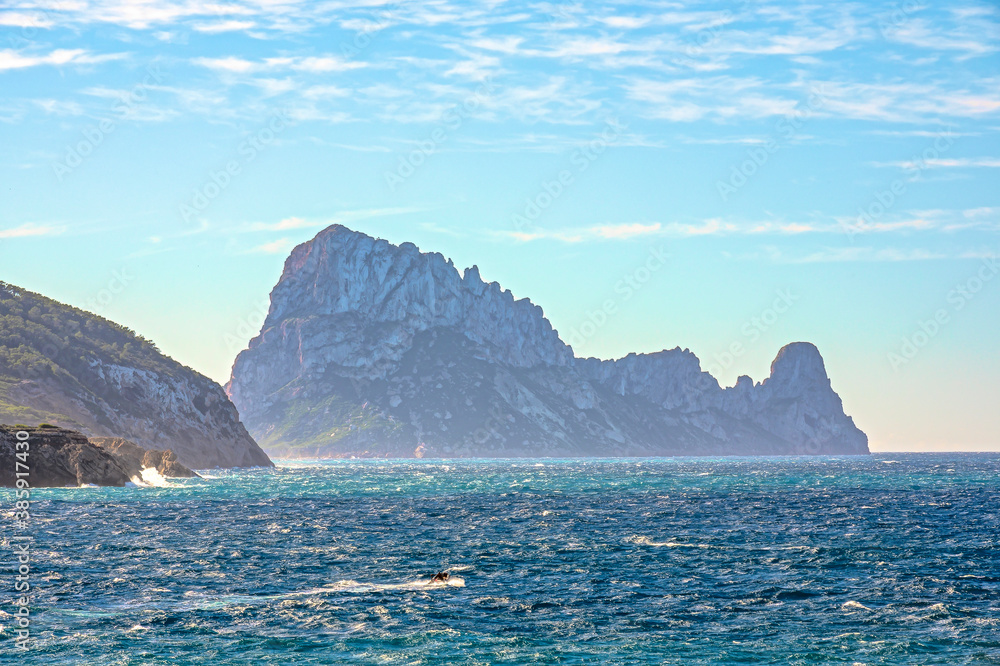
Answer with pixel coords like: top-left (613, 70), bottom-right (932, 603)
top-left (1, 0), bottom-right (998, 450)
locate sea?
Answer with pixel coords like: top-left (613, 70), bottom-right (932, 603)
top-left (3, 454), bottom-right (999, 665)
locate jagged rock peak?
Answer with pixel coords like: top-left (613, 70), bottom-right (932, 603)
top-left (766, 342), bottom-right (830, 388)
top-left (263, 224), bottom-right (573, 369)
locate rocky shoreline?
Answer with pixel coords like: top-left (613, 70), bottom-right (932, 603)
top-left (0, 425), bottom-right (199, 488)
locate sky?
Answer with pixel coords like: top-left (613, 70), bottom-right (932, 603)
top-left (0, 0), bottom-right (998, 451)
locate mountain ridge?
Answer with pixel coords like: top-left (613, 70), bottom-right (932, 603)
top-left (227, 225), bottom-right (868, 458)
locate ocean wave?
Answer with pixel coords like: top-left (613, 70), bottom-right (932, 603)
top-left (127, 467), bottom-right (182, 488)
top-left (627, 535), bottom-right (710, 548)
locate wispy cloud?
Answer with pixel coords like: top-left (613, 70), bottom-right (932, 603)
top-left (499, 221), bottom-right (707, 243)
top-left (249, 238), bottom-right (294, 254)
top-left (192, 20), bottom-right (256, 34)
top-left (884, 16), bottom-right (998, 58)
top-left (0, 223), bottom-right (65, 239)
top-left (0, 11), bottom-right (54, 28)
top-left (0, 48), bottom-right (126, 71)
top-left (872, 157), bottom-right (1000, 169)
top-left (249, 217), bottom-right (318, 232)
top-left (193, 55), bottom-right (365, 74)
top-left (501, 207), bottom-right (1000, 245)
top-left (247, 207), bottom-right (426, 233)
top-left (593, 222), bottom-right (662, 239)
top-left (788, 247), bottom-right (949, 263)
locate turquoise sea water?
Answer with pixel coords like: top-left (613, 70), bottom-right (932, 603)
top-left (3, 455), bottom-right (999, 664)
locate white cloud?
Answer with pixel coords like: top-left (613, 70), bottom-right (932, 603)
top-left (884, 17), bottom-right (997, 57)
top-left (0, 11), bottom-right (54, 28)
top-left (626, 76), bottom-right (799, 122)
top-left (250, 217), bottom-right (318, 232)
top-left (191, 56), bottom-right (258, 73)
top-left (874, 157), bottom-right (1000, 170)
top-left (501, 207), bottom-right (1000, 245)
top-left (249, 237), bottom-right (294, 254)
top-left (291, 56), bottom-right (365, 73)
top-left (789, 247), bottom-right (948, 263)
top-left (193, 55), bottom-right (365, 75)
top-left (247, 208), bottom-right (425, 233)
top-left (0, 48), bottom-right (126, 71)
top-left (498, 220), bottom-right (716, 243)
top-left (0, 223), bottom-right (65, 239)
top-left (33, 99), bottom-right (85, 115)
top-left (593, 222), bottom-right (662, 239)
top-left (192, 20), bottom-right (256, 33)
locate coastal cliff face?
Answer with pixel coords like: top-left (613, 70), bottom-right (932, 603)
top-left (227, 228), bottom-right (572, 413)
top-left (0, 283), bottom-right (273, 469)
top-left (227, 225), bottom-right (868, 458)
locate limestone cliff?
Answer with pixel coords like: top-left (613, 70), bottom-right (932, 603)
top-left (0, 282), bottom-right (273, 469)
top-left (227, 225), bottom-right (868, 457)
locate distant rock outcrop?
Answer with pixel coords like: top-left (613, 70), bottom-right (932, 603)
top-left (0, 426), bottom-right (198, 487)
top-left (0, 282), bottom-right (273, 469)
top-left (89, 437), bottom-right (199, 479)
top-left (227, 225), bottom-right (868, 458)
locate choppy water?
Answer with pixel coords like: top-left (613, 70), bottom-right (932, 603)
top-left (3, 455), bottom-right (999, 664)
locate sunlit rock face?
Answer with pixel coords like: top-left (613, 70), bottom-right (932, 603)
top-left (227, 226), bottom-right (868, 458)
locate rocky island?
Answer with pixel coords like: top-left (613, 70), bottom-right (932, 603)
top-left (227, 225), bottom-right (868, 458)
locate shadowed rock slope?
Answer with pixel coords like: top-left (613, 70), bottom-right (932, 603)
top-left (1, 426), bottom-right (198, 487)
top-left (227, 225), bottom-right (868, 458)
top-left (0, 282), bottom-right (272, 469)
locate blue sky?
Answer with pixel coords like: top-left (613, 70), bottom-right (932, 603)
top-left (1, 0), bottom-right (998, 451)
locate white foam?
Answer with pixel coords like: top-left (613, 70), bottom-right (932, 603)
top-left (140, 467), bottom-right (176, 487)
top-left (301, 577), bottom-right (467, 595)
top-left (842, 600), bottom-right (871, 611)
top-left (129, 467), bottom-right (180, 488)
top-left (629, 535), bottom-right (707, 548)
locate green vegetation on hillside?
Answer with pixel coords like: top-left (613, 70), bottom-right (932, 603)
top-left (0, 281), bottom-right (183, 424)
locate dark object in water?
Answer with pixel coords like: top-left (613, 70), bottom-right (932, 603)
top-left (430, 571), bottom-right (450, 584)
